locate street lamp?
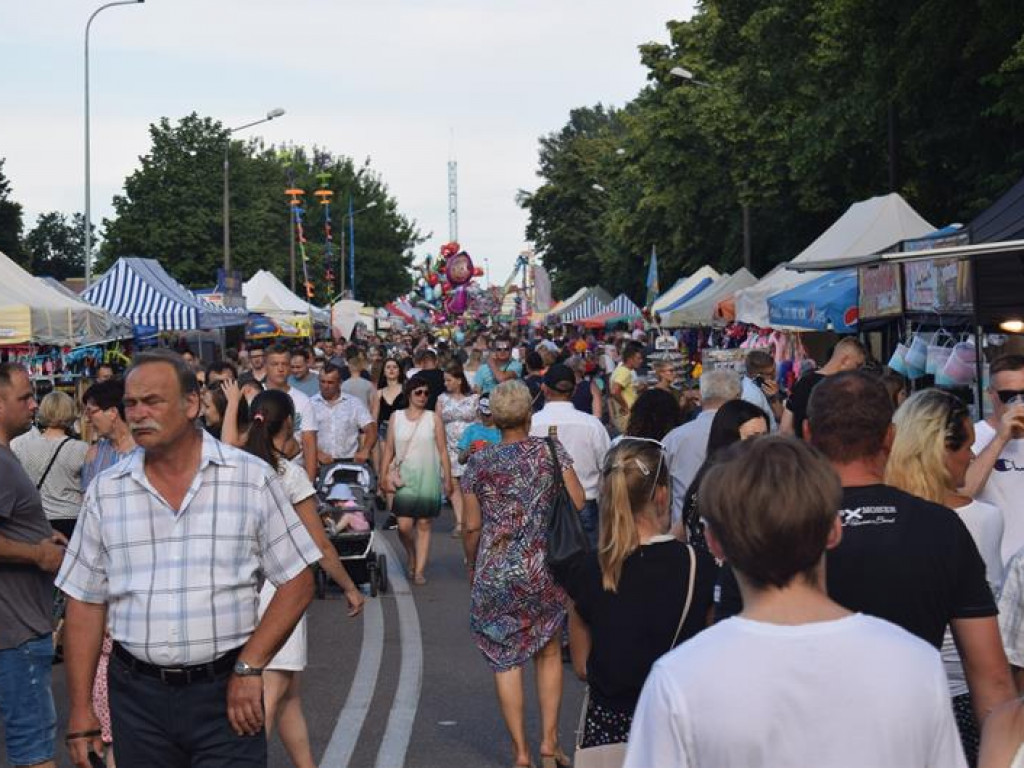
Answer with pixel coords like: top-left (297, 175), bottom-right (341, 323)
top-left (339, 200), bottom-right (378, 299)
top-left (84, 0), bottom-right (144, 289)
top-left (670, 65), bottom-right (752, 272)
top-left (223, 108), bottom-right (286, 275)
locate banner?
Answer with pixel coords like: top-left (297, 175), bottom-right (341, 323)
top-left (858, 263), bottom-right (902, 319)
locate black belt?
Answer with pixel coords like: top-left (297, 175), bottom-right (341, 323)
top-left (112, 642), bottom-right (241, 686)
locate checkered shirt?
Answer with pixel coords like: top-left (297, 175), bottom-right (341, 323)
top-left (999, 549), bottom-right (1024, 668)
top-left (310, 393), bottom-right (374, 460)
top-left (56, 430), bottom-right (320, 666)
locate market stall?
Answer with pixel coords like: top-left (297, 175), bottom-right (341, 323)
top-left (651, 265), bottom-right (720, 315)
top-left (243, 269), bottom-right (330, 326)
top-left (577, 294), bottom-right (642, 329)
top-left (662, 269), bottom-right (757, 328)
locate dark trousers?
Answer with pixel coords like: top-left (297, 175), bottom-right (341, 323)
top-left (580, 499), bottom-right (599, 549)
top-left (108, 652), bottom-right (266, 768)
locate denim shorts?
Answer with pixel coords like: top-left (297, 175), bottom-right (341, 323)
top-left (0, 633), bottom-right (57, 766)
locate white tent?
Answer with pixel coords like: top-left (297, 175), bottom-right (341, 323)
top-left (243, 270), bottom-right (330, 324)
top-left (661, 269), bottom-right (758, 328)
top-left (651, 265), bottom-right (721, 314)
top-left (0, 251), bottom-right (131, 345)
top-left (734, 193), bottom-right (935, 327)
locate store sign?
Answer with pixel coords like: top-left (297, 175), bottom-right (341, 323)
top-left (904, 257), bottom-right (973, 313)
top-left (858, 263), bottom-right (903, 319)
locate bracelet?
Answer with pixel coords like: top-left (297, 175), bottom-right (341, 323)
top-left (65, 729), bottom-right (102, 742)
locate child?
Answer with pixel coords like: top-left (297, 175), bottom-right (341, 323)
top-left (457, 394), bottom-right (501, 464)
top-left (323, 483), bottom-right (370, 535)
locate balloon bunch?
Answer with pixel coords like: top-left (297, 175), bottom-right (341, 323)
top-left (409, 241), bottom-right (485, 324)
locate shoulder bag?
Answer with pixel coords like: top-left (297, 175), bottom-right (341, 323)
top-left (36, 437), bottom-right (72, 491)
top-left (545, 435), bottom-right (589, 568)
top-left (573, 544), bottom-right (696, 768)
top-left (388, 412), bottom-right (424, 490)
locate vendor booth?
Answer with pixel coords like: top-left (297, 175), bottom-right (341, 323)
top-left (243, 269), bottom-right (330, 326)
top-left (662, 269), bottom-right (757, 328)
top-left (578, 294), bottom-right (642, 329)
top-left (83, 257), bottom-right (246, 332)
top-left (651, 266), bottom-right (719, 315)
top-left (734, 193), bottom-right (935, 328)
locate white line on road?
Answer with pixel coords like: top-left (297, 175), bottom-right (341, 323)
top-left (375, 536), bottom-right (424, 768)
top-left (321, 578), bottom-right (385, 768)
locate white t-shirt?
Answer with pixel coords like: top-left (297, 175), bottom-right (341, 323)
top-left (941, 498), bottom-right (1004, 696)
top-left (625, 613), bottom-right (965, 768)
top-left (972, 419), bottom-right (1024, 564)
top-left (529, 401), bottom-right (610, 500)
top-left (284, 386), bottom-right (317, 436)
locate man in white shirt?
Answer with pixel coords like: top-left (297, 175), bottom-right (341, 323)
top-left (740, 350), bottom-right (782, 431)
top-left (966, 354), bottom-right (1024, 564)
top-left (626, 436), bottom-right (966, 768)
top-left (530, 364), bottom-right (610, 547)
top-left (311, 364), bottom-right (377, 465)
top-left (662, 368), bottom-right (741, 526)
top-left (265, 344), bottom-right (318, 481)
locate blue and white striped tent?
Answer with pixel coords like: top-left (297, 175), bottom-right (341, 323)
top-left (561, 294), bottom-right (609, 323)
top-left (83, 257), bottom-right (246, 331)
top-left (603, 294), bottom-right (641, 316)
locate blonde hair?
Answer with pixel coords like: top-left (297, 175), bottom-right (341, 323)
top-left (37, 391), bottom-right (77, 430)
top-left (597, 440), bottom-right (669, 592)
top-left (489, 379), bottom-right (532, 429)
top-left (886, 389), bottom-right (969, 504)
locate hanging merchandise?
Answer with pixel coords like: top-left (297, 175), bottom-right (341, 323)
top-left (939, 339), bottom-right (978, 388)
top-left (903, 333), bottom-right (930, 380)
top-left (925, 330), bottom-right (955, 376)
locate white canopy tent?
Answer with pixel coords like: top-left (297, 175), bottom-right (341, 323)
top-left (243, 269), bottom-right (330, 325)
top-left (0, 251), bottom-right (131, 345)
top-left (734, 193), bottom-right (935, 327)
top-left (651, 265), bottom-right (721, 314)
top-left (661, 269), bottom-right (757, 328)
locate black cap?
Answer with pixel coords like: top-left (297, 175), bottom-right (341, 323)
top-left (543, 363), bottom-right (576, 394)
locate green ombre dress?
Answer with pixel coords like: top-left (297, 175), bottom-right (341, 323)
top-left (391, 409), bottom-right (443, 519)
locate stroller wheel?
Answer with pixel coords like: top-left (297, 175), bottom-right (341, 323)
top-left (378, 554), bottom-right (389, 594)
top-left (368, 562), bottom-right (379, 598)
top-left (315, 567), bottom-right (327, 600)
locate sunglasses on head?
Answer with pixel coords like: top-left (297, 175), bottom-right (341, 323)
top-left (604, 436), bottom-right (667, 500)
top-left (997, 389), bottom-right (1024, 404)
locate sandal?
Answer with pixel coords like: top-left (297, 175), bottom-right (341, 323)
top-left (450, 525), bottom-right (463, 538)
top-left (413, 574), bottom-right (427, 586)
top-left (540, 750), bottom-right (571, 768)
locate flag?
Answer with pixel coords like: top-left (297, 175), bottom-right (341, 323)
top-left (645, 246), bottom-right (659, 308)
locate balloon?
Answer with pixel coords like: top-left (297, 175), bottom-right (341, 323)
top-left (473, 266), bottom-right (484, 276)
top-left (455, 330), bottom-right (465, 344)
top-left (446, 251), bottom-right (474, 286)
top-left (428, 273), bottom-right (439, 287)
top-left (417, 277), bottom-right (426, 287)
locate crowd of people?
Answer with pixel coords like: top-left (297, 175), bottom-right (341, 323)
top-left (3, 324), bottom-right (1024, 768)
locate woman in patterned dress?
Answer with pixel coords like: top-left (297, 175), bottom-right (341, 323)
top-left (437, 362), bottom-right (478, 538)
top-left (462, 380), bottom-right (586, 768)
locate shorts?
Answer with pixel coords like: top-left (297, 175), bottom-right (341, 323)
top-left (0, 633), bottom-right (57, 766)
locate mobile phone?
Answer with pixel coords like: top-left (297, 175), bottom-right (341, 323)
top-left (753, 375), bottom-right (765, 387)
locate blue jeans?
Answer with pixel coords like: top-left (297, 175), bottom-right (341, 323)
top-left (0, 633), bottom-right (57, 767)
top-left (580, 499), bottom-right (600, 550)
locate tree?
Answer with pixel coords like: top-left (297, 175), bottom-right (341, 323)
top-left (22, 212), bottom-right (90, 280)
top-left (99, 114), bottom-right (424, 305)
top-left (0, 159), bottom-right (25, 267)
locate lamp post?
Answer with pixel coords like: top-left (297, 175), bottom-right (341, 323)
top-left (670, 66), bottom-right (753, 273)
top-left (222, 108), bottom-right (285, 275)
top-left (84, 0), bottom-right (144, 289)
top-left (338, 200), bottom-right (378, 299)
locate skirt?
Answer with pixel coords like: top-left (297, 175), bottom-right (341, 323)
top-left (258, 581), bottom-right (308, 671)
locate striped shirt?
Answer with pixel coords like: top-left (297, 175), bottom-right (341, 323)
top-left (55, 430), bottom-right (320, 666)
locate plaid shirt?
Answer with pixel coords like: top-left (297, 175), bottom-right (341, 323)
top-left (56, 431), bottom-right (320, 666)
top-left (999, 550), bottom-right (1024, 668)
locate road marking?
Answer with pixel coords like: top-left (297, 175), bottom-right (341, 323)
top-left (321, 574), bottom-right (384, 768)
top-left (375, 536), bottom-right (424, 768)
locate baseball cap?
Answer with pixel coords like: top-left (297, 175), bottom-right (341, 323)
top-left (543, 363), bottom-right (576, 394)
top-left (478, 395), bottom-right (491, 415)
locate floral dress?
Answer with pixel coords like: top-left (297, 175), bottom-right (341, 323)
top-left (461, 437), bottom-right (572, 672)
top-left (438, 393), bottom-right (479, 479)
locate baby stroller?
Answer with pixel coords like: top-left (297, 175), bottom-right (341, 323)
top-left (315, 461), bottom-right (389, 598)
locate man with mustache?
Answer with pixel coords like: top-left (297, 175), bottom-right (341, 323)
top-left (57, 349), bottom-right (320, 768)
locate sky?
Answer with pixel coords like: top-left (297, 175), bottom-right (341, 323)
top-left (0, 0), bottom-right (693, 291)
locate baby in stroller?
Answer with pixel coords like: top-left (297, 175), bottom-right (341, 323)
top-left (322, 484), bottom-right (370, 535)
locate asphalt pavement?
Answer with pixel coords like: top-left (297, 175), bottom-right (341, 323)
top-left (2, 507), bottom-right (586, 768)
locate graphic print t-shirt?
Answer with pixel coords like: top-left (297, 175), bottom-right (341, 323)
top-left (973, 419), bottom-right (1024, 563)
top-left (715, 484), bottom-right (996, 649)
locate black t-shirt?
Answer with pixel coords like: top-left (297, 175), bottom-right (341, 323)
top-left (525, 374), bottom-right (545, 412)
top-left (785, 370), bottom-right (825, 440)
top-left (552, 540), bottom-right (717, 711)
top-left (715, 484), bottom-right (997, 649)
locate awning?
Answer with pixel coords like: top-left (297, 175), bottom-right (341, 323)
top-left (767, 269), bottom-right (859, 332)
top-left (83, 258), bottom-right (246, 331)
top-left (651, 266), bottom-right (720, 314)
top-left (577, 294), bottom-right (642, 328)
top-left (662, 269), bottom-right (757, 328)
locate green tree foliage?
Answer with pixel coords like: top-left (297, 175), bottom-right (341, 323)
top-left (521, 0), bottom-right (1024, 301)
top-left (99, 114), bottom-right (423, 306)
top-left (22, 212), bottom-right (90, 280)
top-left (0, 159), bottom-right (25, 267)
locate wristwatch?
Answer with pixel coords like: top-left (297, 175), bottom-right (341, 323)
top-left (233, 659), bottom-right (264, 677)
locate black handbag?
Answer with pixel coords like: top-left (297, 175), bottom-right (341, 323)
top-left (545, 436), bottom-right (589, 568)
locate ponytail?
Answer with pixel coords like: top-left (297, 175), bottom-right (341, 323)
top-left (243, 390), bottom-right (294, 472)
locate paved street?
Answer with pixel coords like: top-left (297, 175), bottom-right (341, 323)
top-left (2, 508), bottom-right (586, 768)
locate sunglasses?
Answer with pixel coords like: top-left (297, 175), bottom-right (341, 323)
top-left (997, 389), bottom-right (1024, 405)
top-left (411, 388), bottom-right (429, 397)
top-left (604, 436), bottom-right (667, 500)
top-left (493, 345), bottom-right (510, 352)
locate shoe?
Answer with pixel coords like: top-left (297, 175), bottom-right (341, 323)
top-left (540, 750), bottom-right (571, 768)
top-left (412, 574), bottom-right (427, 586)
top-left (450, 525), bottom-right (462, 538)
top-left (384, 514), bottom-right (398, 530)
